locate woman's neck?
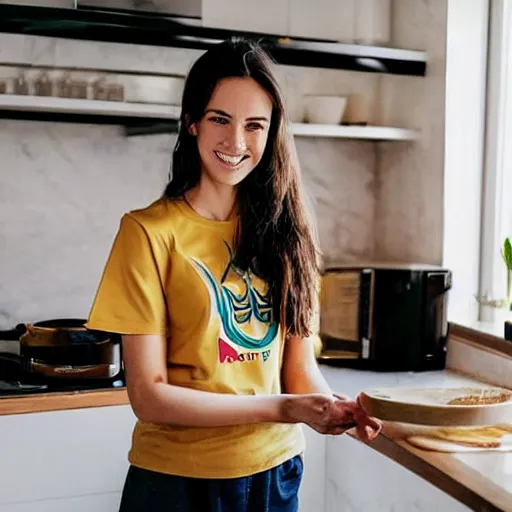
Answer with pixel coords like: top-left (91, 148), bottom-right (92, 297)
top-left (185, 178), bottom-right (238, 222)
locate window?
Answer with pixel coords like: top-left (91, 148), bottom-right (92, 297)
top-left (478, 0), bottom-right (512, 326)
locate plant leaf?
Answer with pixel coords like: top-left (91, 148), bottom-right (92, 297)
top-left (503, 238), bottom-right (512, 270)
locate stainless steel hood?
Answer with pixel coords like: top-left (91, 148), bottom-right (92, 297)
top-left (77, 0), bottom-right (202, 19)
top-left (0, 3), bottom-right (427, 77)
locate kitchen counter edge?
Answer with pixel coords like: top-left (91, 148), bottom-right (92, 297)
top-left (0, 387), bottom-right (129, 416)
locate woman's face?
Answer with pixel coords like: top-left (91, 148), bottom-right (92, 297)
top-left (190, 77), bottom-right (273, 188)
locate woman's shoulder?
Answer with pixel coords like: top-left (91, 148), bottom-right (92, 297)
top-left (120, 197), bottom-right (185, 238)
top-left (125, 197), bottom-right (184, 225)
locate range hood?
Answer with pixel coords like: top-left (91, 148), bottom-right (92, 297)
top-left (77, 0), bottom-right (203, 20)
top-left (0, 3), bottom-right (426, 76)
top-left (0, 2), bottom-right (426, 136)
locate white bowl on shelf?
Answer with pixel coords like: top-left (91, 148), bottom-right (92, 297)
top-left (303, 95), bottom-right (348, 125)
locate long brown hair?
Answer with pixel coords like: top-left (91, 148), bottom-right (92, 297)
top-left (164, 38), bottom-right (320, 338)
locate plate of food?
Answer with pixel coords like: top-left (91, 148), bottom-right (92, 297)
top-left (357, 386), bottom-right (512, 426)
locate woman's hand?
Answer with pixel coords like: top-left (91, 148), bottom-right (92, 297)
top-left (332, 393), bottom-right (382, 442)
top-left (281, 393), bottom-right (359, 435)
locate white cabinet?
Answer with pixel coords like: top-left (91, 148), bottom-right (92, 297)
top-left (354, 0), bottom-right (392, 45)
top-left (202, 0), bottom-right (391, 44)
top-left (0, 405), bottom-right (324, 512)
top-left (202, 0), bottom-right (289, 36)
top-left (0, 405), bottom-right (136, 512)
top-left (288, 0), bottom-right (355, 42)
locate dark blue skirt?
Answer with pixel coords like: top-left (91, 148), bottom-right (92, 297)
top-left (118, 455), bottom-right (303, 512)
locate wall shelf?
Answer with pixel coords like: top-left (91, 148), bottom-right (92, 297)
top-left (0, 4), bottom-right (427, 77)
top-left (0, 95), bottom-right (181, 120)
top-left (292, 123), bottom-right (418, 141)
top-left (0, 95), bottom-right (416, 141)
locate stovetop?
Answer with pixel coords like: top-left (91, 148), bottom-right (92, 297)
top-left (0, 376), bottom-right (126, 395)
top-left (0, 354), bottom-right (125, 396)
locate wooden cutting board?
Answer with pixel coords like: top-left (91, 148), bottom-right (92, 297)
top-left (358, 386), bottom-right (512, 426)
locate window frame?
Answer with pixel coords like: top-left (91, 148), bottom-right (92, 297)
top-left (478, 0), bottom-right (512, 325)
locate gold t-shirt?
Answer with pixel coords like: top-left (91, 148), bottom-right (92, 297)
top-left (86, 198), bottom-right (304, 478)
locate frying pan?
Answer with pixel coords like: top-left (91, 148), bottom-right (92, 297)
top-left (0, 318), bottom-right (121, 380)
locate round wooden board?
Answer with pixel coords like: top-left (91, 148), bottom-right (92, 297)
top-left (357, 386), bottom-right (512, 426)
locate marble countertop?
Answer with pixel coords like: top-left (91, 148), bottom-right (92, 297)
top-left (320, 364), bottom-right (512, 512)
top-left (320, 364), bottom-right (482, 397)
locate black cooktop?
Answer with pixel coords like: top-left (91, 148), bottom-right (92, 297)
top-left (0, 354), bottom-right (125, 396)
top-left (0, 376), bottom-right (126, 395)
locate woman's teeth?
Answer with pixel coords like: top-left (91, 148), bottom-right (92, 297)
top-left (215, 151), bottom-right (246, 165)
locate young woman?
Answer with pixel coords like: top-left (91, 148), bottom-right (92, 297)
top-left (86, 38), bottom-right (381, 512)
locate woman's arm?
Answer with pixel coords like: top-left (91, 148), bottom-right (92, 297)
top-left (122, 334), bottom-right (379, 437)
top-left (281, 334), bottom-right (337, 396)
top-left (122, 334), bottom-right (288, 427)
top-left (282, 334), bottom-right (382, 441)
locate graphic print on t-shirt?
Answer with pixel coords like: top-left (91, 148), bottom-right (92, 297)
top-left (189, 243), bottom-right (278, 364)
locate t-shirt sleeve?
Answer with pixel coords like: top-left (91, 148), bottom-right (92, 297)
top-left (85, 214), bottom-right (168, 335)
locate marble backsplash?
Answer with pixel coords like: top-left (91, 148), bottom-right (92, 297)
top-left (0, 31), bottom-right (379, 326)
top-left (375, 0), bottom-right (447, 264)
top-left (0, 119), bottom-right (376, 327)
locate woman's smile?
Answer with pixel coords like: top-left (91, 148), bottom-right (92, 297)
top-left (214, 150), bottom-right (249, 168)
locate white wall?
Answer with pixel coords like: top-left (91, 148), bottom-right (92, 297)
top-left (375, 0), bottom-right (448, 264)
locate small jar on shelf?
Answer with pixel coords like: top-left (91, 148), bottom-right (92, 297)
top-left (13, 73), bottom-right (29, 95)
top-left (34, 72), bottom-right (53, 97)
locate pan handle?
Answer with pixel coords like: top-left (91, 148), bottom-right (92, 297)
top-left (0, 329), bottom-right (23, 341)
top-left (29, 360), bottom-right (120, 379)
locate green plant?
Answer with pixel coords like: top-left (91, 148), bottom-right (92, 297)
top-left (502, 237), bottom-right (512, 311)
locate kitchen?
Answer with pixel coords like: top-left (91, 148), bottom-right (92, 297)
top-left (0, 1), bottom-right (511, 511)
